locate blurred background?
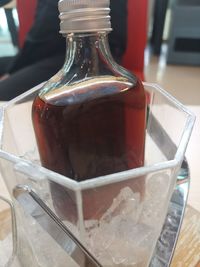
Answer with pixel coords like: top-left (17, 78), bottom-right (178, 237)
top-left (0, 0), bottom-right (18, 57)
top-left (0, 0), bottom-right (200, 104)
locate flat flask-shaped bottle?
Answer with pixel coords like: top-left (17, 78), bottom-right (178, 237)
top-left (32, 34), bottom-right (146, 180)
top-left (32, 0), bottom-right (146, 220)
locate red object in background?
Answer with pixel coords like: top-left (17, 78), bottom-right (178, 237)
top-left (16, 0), bottom-right (37, 48)
top-left (122, 0), bottom-right (148, 81)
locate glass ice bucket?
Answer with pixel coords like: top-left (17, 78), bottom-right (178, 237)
top-left (0, 83), bottom-right (195, 267)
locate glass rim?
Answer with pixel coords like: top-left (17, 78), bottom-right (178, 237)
top-left (0, 82), bottom-right (196, 191)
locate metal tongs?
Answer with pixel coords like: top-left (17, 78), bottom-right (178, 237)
top-left (13, 185), bottom-right (102, 267)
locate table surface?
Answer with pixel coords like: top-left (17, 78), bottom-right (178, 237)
top-left (171, 205), bottom-right (200, 267)
top-left (0, 104), bottom-right (200, 266)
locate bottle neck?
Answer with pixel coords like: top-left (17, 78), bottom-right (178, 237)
top-left (63, 32), bottom-right (115, 77)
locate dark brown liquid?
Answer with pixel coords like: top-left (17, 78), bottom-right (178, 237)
top-left (32, 78), bottom-right (146, 181)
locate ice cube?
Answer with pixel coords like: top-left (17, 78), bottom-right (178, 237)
top-left (101, 187), bottom-right (141, 224)
top-left (140, 173), bottom-right (170, 227)
top-left (84, 187), bottom-right (154, 267)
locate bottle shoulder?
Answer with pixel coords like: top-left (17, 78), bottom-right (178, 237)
top-left (37, 50), bottom-right (145, 106)
top-left (39, 73), bottom-right (144, 106)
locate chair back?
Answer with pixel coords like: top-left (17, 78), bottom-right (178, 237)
top-left (122, 0), bottom-right (148, 80)
top-left (16, 0), bottom-right (37, 47)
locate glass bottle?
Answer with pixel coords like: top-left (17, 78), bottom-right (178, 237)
top-left (32, 0), bottom-right (146, 220)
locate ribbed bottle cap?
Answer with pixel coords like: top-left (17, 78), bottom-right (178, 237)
top-left (58, 0), bottom-right (112, 34)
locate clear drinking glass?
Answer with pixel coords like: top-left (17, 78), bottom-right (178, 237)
top-left (0, 83), bottom-right (195, 267)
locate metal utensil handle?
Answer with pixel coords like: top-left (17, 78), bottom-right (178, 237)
top-left (0, 195), bottom-right (17, 267)
top-left (13, 185), bottom-right (102, 267)
top-left (149, 159), bottom-right (190, 267)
